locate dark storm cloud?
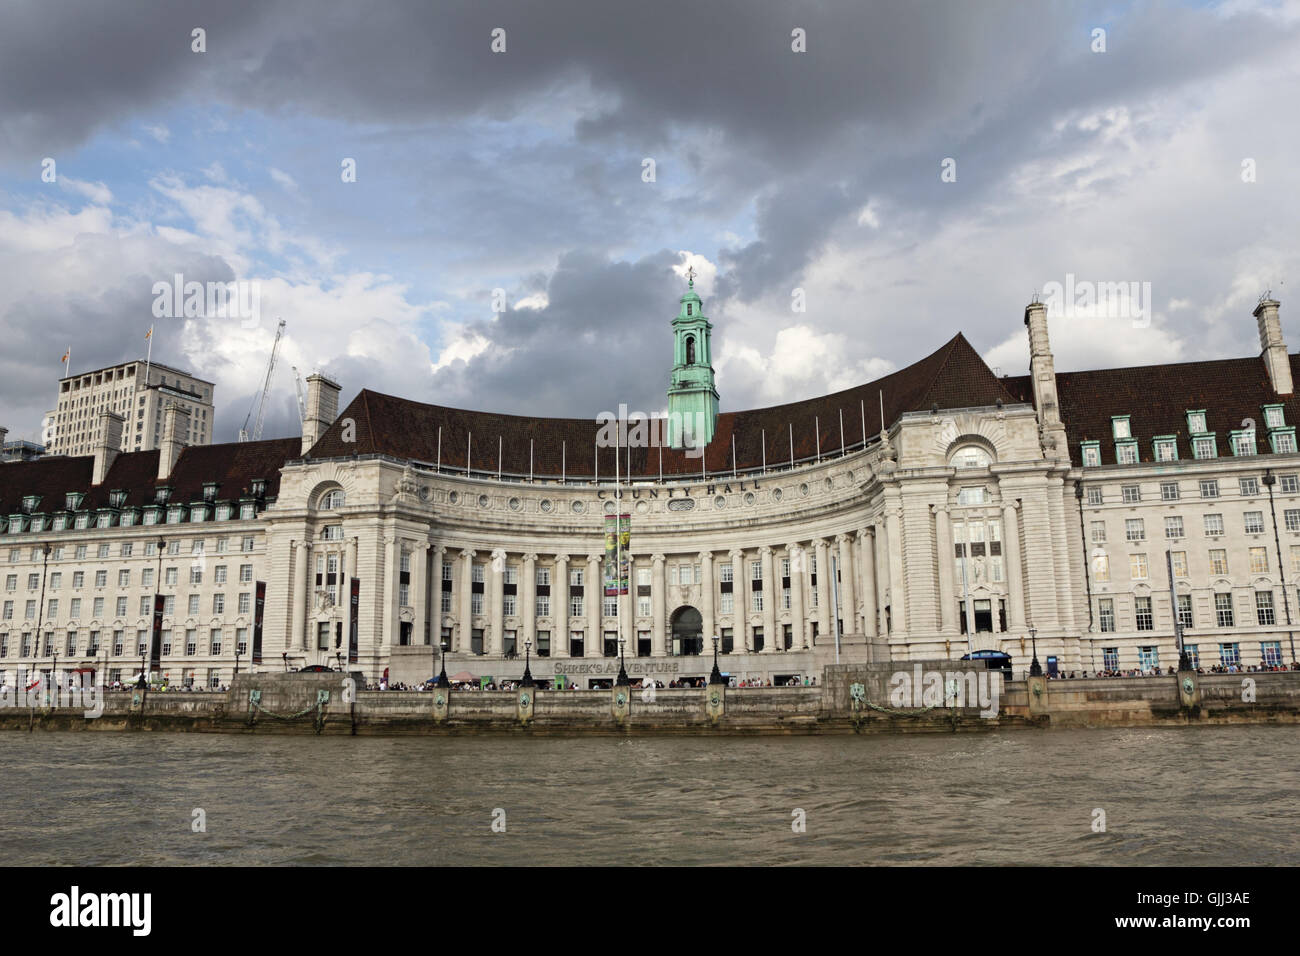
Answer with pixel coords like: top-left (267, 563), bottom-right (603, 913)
top-left (428, 248), bottom-right (683, 419)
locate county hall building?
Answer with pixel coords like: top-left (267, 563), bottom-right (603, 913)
top-left (1, 283), bottom-right (1298, 688)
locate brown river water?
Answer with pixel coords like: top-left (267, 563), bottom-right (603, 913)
top-left (0, 727), bottom-right (1295, 866)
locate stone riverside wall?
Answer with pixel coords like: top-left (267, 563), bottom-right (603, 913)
top-left (2, 668), bottom-right (1299, 735)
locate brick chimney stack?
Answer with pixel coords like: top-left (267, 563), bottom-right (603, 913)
top-left (1254, 297), bottom-right (1293, 396)
top-left (301, 373), bottom-right (342, 455)
top-left (93, 410), bottom-right (124, 485)
top-left (157, 403), bottom-right (190, 481)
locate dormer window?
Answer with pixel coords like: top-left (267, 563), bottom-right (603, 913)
top-left (1115, 440), bottom-right (1138, 465)
top-left (64, 492), bottom-right (83, 511)
top-left (203, 482), bottom-right (219, 502)
top-left (1193, 435), bottom-right (1217, 459)
top-left (1081, 441), bottom-right (1100, 468)
top-left (251, 479), bottom-right (266, 497)
top-left (155, 487), bottom-right (171, 505)
top-left (1111, 416), bottom-right (1131, 440)
top-left (1152, 436), bottom-right (1178, 462)
top-left (21, 495), bottom-right (40, 513)
top-left (1187, 410), bottom-right (1207, 435)
top-left (1231, 428), bottom-right (1257, 457)
top-left (1263, 405), bottom-right (1285, 429)
top-left (1270, 428), bottom-right (1297, 455)
top-left (108, 490), bottom-right (127, 508)
top-left (166, 505), bottom-right (185, 524)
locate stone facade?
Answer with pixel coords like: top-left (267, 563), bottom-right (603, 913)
top-left (3, 294), bottom-right (1300, 688)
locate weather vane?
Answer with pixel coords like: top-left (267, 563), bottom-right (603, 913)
top-left (686, 265), bottom-right (697, 287)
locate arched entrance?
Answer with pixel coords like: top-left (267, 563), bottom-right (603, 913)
top-left (670, 606), bottom-right (703, 656)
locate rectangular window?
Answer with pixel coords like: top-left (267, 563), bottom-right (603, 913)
top-left (210, 628), bottom-right (222, 655)
top-left (1187, 410), bottom-right (1207, 434)
top-left (1112, 416), bottom-right (1131, 439)
top-left (1164, 516), bottom-right (1184, 539)
top-left (1153, 437), bottom-right (1177, 462)
top-left (1244, 511), bottom-right (1265, 534)
top-left (1219, 642), bottom-right (1240, 666)
top-left (1204, 514), bottom-right (1224, 536)
top-left (568, 594), bottom-right (582, 617)
top-left (1209, 549), bottom-right (1228, 575)
top-left (1231, 429), bottom-right (1256, 456)
top-left (536, 594), bottom-right (551, 617)
top-left (1099, 598), bottom-right (1115, 633)
top-left (1185, 644), bottom-right (1200, 669)
top-left (1171, 551), bottom-right (1187, 578)
top-left (115, 597), bottom-right (127, 616)
top-left (1135, 596), bottom-right (1154, 630)
top-left (751, 590), bottom-right (763, 612)
top-left (1193, 435), bottom-right (1217, 460)
top-left (1177, 594), bottom-right (1193, 630)
top-left (602, 596), bottom-right (617, 617)
top-left (1262, 641), bottom-right (1283, 668)
top-left (1281, 475), bottom-right (1299, 494)
top-left (1121, 484), bottom-right (1141, 503)
top-left (502, 593), bottom-right (516, 616)
top-left (1116, 442), bottom-right (1138, 465)
top-left (1081, 443), bottom-right (1100, 467)
top-left (471, 592), bottom-right (483, 615)
top-left (1129, 553), bottom-right (1148, 580)
top-left (1239, 476), bottom-right (1260, 497)
top-left (212, 593), bottom-right (225, 615)
top-left (1103, 647), bottom-right (1119, 671)
top-left (719, 591), bottom-right (734, 614)
top-left (1160, 481), bottom-right (1180, 501)
top-left (238, 593), bottom-right (250, 614)
top-left (1086, 487), bottom-right (1103, 506)
top-left (1249, 547), bottom-right (1269, 573)
top-left (1215, 594), bottom-right (1235, 628)
top-left (187, 594), bottom-right (199, 615)
top-left (1089, 520), bottom-right (1107, 543)
top-left (1138, 645), bottom-right (1159, 670)
top-left (118, 569), bottom-right (130, 587)
top-left (1125, 518), bottom-right (1145, 542)
top-left (239, 565), bottom-right (252, 583)
top-left (1285, 509), bottom-right (1300, 532)
top-left (1256, 591), bottom-right (1276, 626)
top-left (567, 567), bottom-right (581, 588)
top-left (1093, 554), bottom-right (1110, 583)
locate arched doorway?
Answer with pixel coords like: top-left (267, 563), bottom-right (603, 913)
top-left (670, 606), bottom-right (703, 656)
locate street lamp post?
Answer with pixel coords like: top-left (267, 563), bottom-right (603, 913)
top-left (1262, 470), bottom-right (1297, 666)
top-left (35, 542), bottom-right (51, 690)
top-left (615, 637), bottom-right (629, 686)
top-left (151, 534), bottom-right (166, 685)
top-left (1028, 625), bottom-right (1042, 677)
top-left (521, 638), bottom-right (535, 688)
top-left (709, 635), bottom-right (724, 685)
top-left (435, 638), bottom-right (450, 687)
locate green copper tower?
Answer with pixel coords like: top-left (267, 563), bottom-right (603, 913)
top-left (666, 268), bottom-right (719, 450)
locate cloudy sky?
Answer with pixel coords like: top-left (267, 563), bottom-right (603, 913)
top-left (2, 0), bottom-right (1299, 445)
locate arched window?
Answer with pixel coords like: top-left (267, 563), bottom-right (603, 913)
top-left (951, 444), bottom-right (992, 469)
top-left (685, 335), bottom-right (696, 365)
top-left (319, 489), bottom-right (345, 510)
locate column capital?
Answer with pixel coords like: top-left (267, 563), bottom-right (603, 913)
top-left (459, 548), bottom-right (476, 560)
top-left (697, 550), bottom-right (713, 563)
top-left (784, 542), bottom-right (803, 555)
top-left (931, 503), bottom-right (950, 516)
top-left (553, 553), bottom-right (569, 564)
top-left (1003, 499), bottom-right (1022, 513)
top-left (834, 532), bottom-right (852, 545)
top-left (434, 545), bottom-right (447, 556)
top-left (653, 553), bottom-right (666, 564)
top-left (521, 552), bottom-right (538, 564)
top-left (759, 545), bottom-right (773, 556)
top-left (587, 552), bottom-right (603, 564)
top-left (728, 548), bottom-right (744, 560)
top-left (295, 539), bottom-right (313, 552)
top-left (812, 537), bottom-right (830, 549)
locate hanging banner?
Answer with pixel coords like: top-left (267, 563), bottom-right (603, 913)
top-left (252, 581), bottom-right (266, 663)
top-left (604, 513), bottom-right (631, 596)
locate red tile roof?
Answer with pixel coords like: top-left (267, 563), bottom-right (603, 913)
top-left (0, 438), bottom-right (300, 514)
top-left (305, 333), bottom-right (1019, 477)
top-left (1001, 354), bottom-right (1300, 464)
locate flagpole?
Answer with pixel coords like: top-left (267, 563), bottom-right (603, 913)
top-left (615, 415), bottom-right (622, 670)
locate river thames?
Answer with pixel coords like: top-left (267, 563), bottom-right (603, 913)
top-left (0, 727), bottom-right (1295, 866)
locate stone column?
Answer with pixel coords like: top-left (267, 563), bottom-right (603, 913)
top-left (553, 554), bottom-right (569, 657)
top-left (652, 553), bottom-right (667, 656)
top-left (343, 536), bottom-right (358, 659)
top-left (699, 551), bottom-right (715, 651)
top-left (1004, 502), bottom-right (1027, 630)
top-left (885, 506), bottom-right (907, 633)
top-left (836, 534), bottom-right (856, 636)
top-left (488, 548), bottom-right (506, 656)
top-left (458, 549), bottom-right (475, 654)
top-left (291, 539), bottom-right (311, 652)
top-left (760, 545), bottom-right (776, 652)
top-left (814, 539), bottom-right (832, 644)
top-left (787, 543), bottom-right (806, 649)
top-left (412, 543), bottom-right (428, 645)
top-left (858, 529), bottom-right (877, 637)
top-left (586, 552), bottom-right (602, 655)
top-left (728, 548), bottom-right (745, 651)
top-left (934, 506), bottom-right (957, 634)
top-left (382, 536), bottom-right (398, 651)
top-left (522, 553), bottom-right (537, 650)
top-left (429, 546), bottom-right (444, 647)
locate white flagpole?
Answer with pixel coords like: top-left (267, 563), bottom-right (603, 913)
top-left (529, 439), bottom-right (534, 482)
top-left (761, 429), bottom-right (766, 473)
top-left (498, 436), bottom-right (502, 481)
top-left (466, 432), bottom-right (471, 477)
top-left (436, 427), bottom-right (441, 472)
top-left (879, 391), bottom-right (885, 434)
top-left (562, 441), bottom-right (566, 483)
top-left (839, 409), bottom-right (845, 457)
top-left (861, 399), bottom-right (867, 447)
top-left (615, 418), bottom-right (622, 659)
top-left (731, 434), bottom-right (737, 478)
top-left (815, 416), bottom-right (820, 462)
top-left (64, 347), bottom-right (70, 379)
top-left (144, 326), bottom-right (154, 386)
top-left (788, 422), bottom-right (794, 468)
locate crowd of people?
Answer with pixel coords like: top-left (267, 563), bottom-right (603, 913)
top-left (365, 674), bottom-right (819, 691)
top-left (1046, 661), bottom-right (1299, 679)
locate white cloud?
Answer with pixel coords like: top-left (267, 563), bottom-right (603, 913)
top-left (58, 177), bottom-right (113, 205)
top-left (269, 167), bottom-right (298, 191)
top-left (143, 123), bottom-right (170, 144)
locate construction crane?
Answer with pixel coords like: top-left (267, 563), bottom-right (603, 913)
top-left (291, 365), bottom-right (307, 426)
top-left (239, 318), bottom-right (285, 442)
